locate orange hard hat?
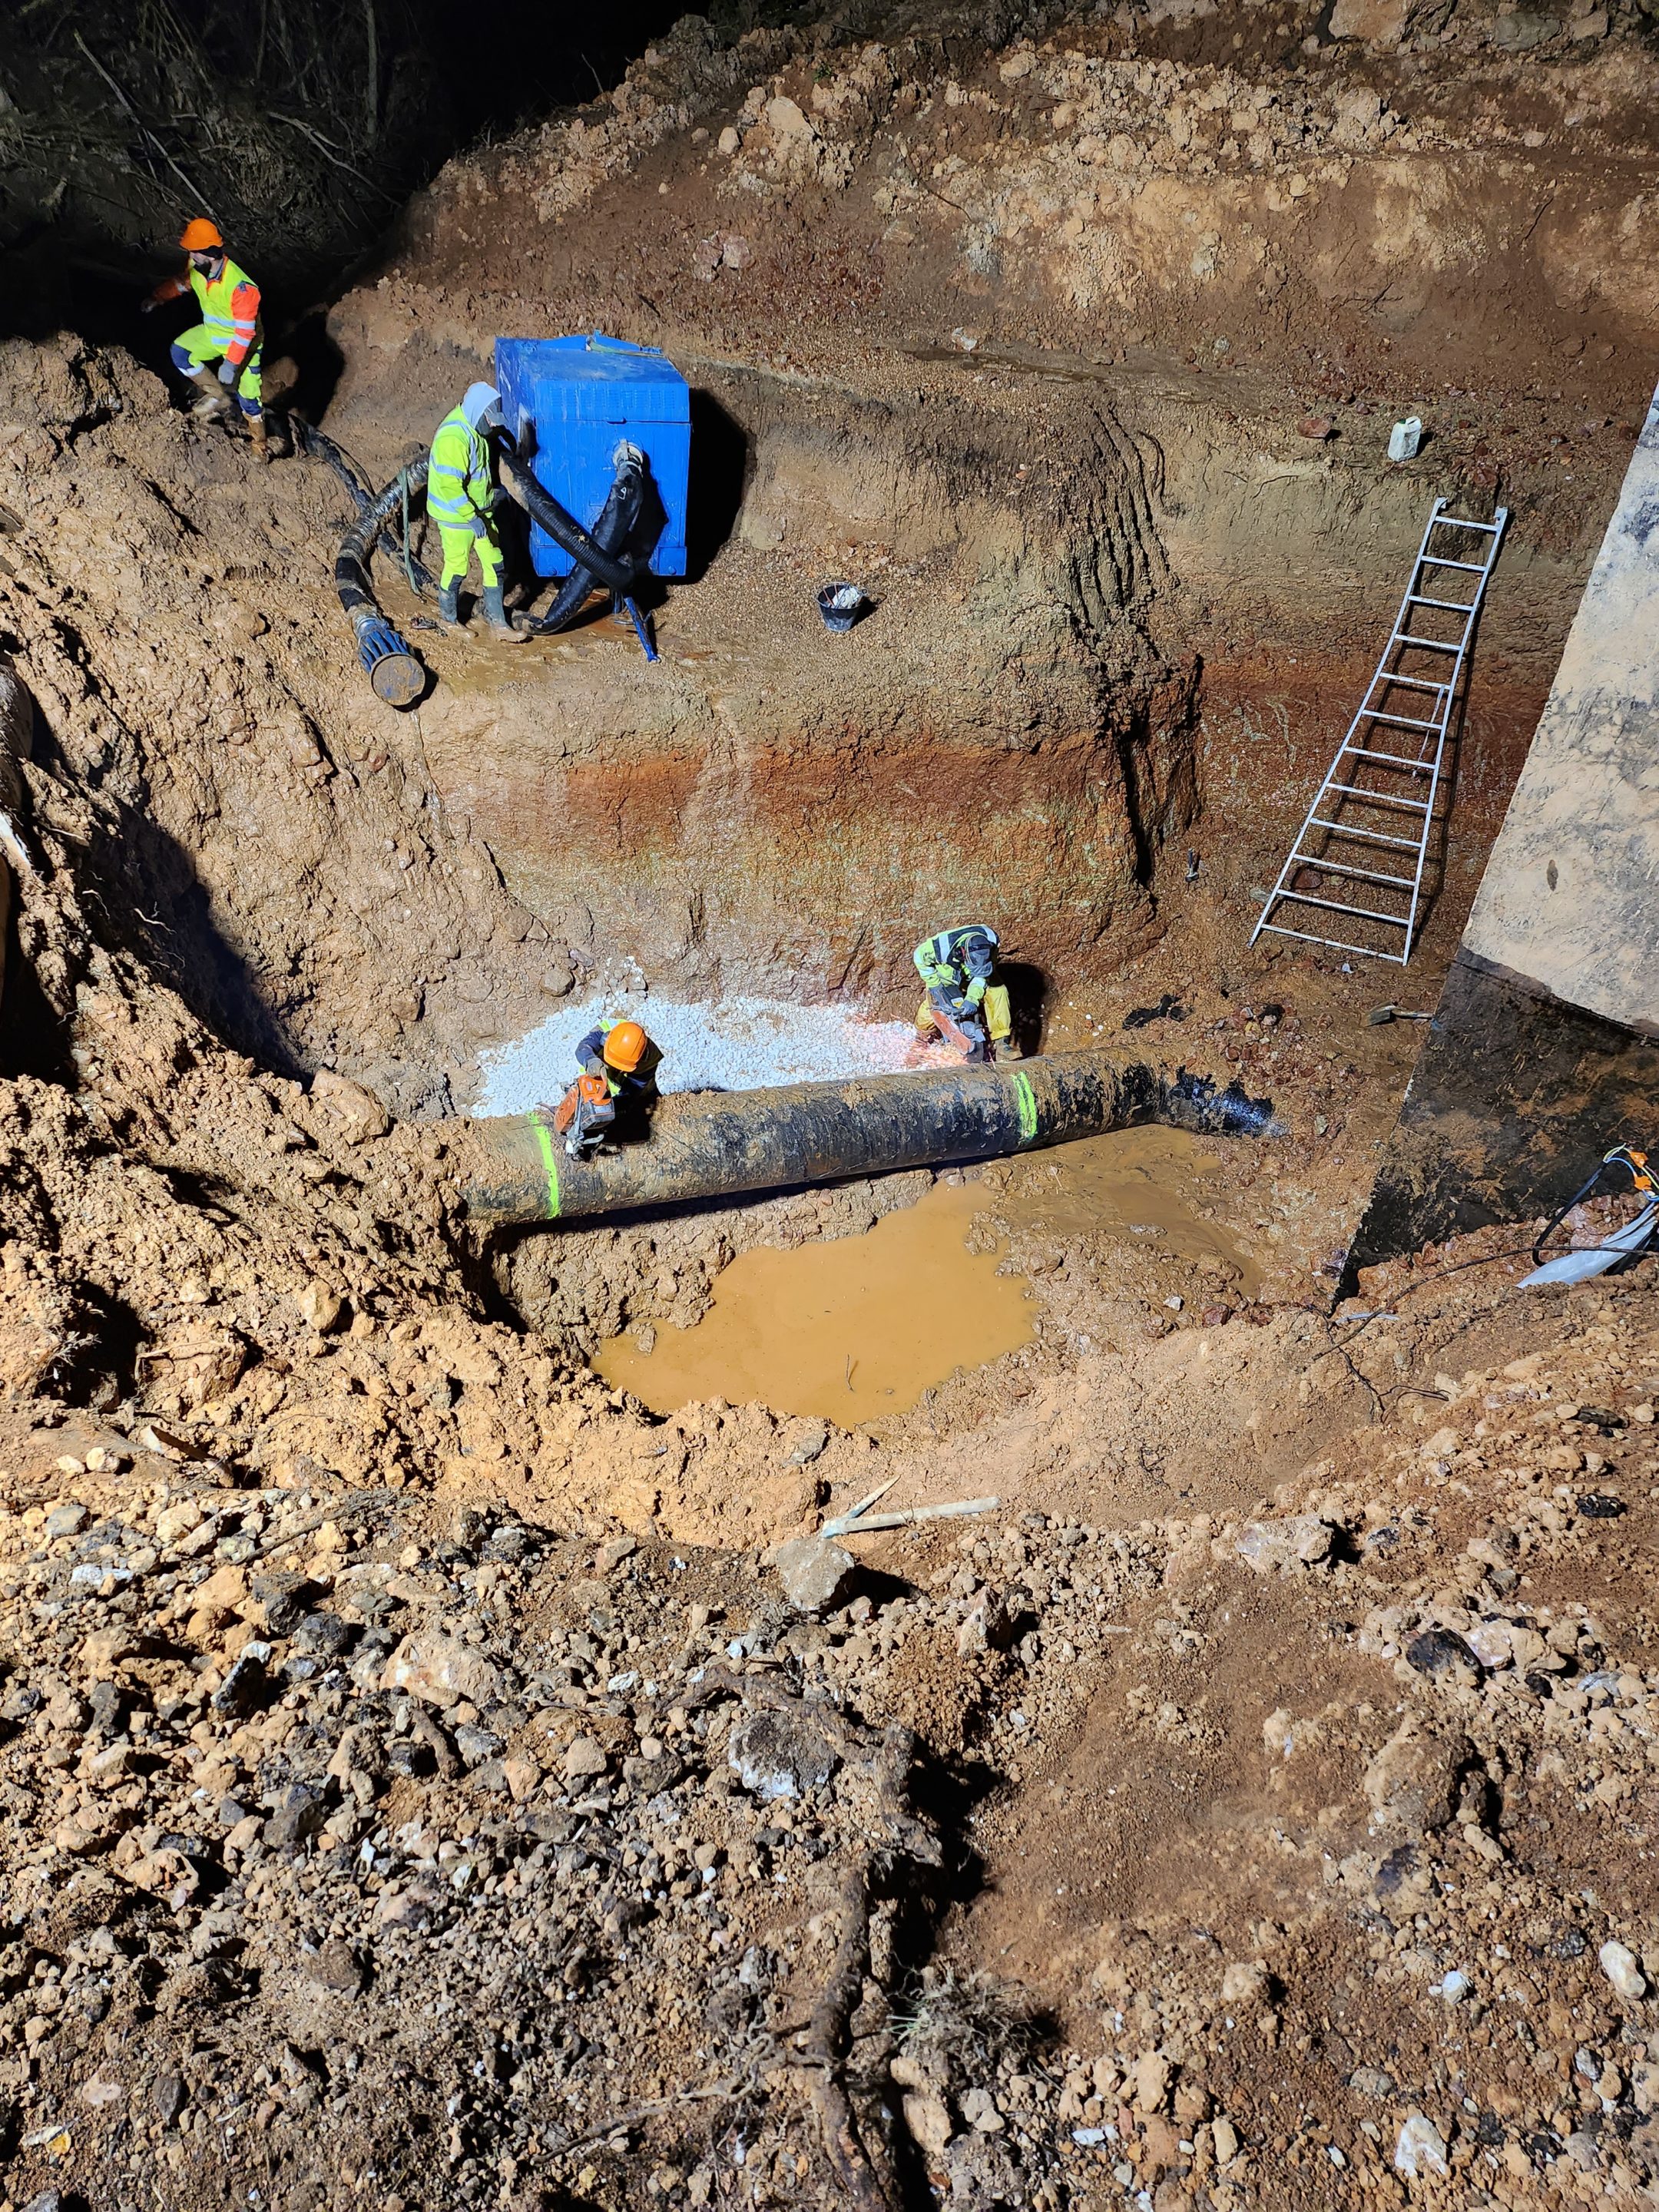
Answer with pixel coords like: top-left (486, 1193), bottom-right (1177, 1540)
top-left (602, 1021), bottom-right (649, 1073)
top-left (180, 218), bottom-right (223, 252)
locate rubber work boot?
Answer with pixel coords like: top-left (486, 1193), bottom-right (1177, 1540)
top-left (187, 368), bottom-right (232, 422)
top-left (482, 584), bottom-right (529, 643)
top-left (437, 582), bottom-right (463, 629)
top-left (247, 414), bottom-right (270, 465)
top-left (992, 1032), bottom-right (1024, 1063)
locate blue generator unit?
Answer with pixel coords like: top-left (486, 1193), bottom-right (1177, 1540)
top-left (495, 333), bottom-right (690, 581)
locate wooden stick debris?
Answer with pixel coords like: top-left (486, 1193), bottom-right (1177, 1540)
top-left (0, 807), bottom-right (35, 879)
top-left (823, 1495), bottom-right (999, 1538)
top-left (548, 2075), bottom-right (753, 2167)
top-left (253, 1488), bottom-right (402, 1558)
top-left (270, 112), bottom-right (398, 200)
top-left (827, 1476), bottom-right (899, 1530)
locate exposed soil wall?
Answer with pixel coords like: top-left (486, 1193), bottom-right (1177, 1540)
top-left (403, 362), bottom-right (1195, 1004)
top-left (376, 3), bottom-right (1659, 403)
top-left (0, 337), bottom-right (567, 1117)
top-left (4, 4), bottom-right (1659, 2206)
top-left (311, 0), bottom-right (1652, 1035)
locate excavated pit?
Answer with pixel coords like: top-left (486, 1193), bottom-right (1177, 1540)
top-left (331, 348), bottom-right (1595, 1375)
top-left (8, 5), bottom-right (1659, 2208)
top-left (0, 319), bottom-right (1611, 1386)
top-left (336, 353), bottom-right (1194, 1005)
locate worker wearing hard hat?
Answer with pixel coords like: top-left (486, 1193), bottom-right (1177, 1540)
top-left (914, 925), bottom-right (1020, 1063)
top-left (140, 220), bottom-right (270, 462)
top-left (426, 382), bottom-right (526, 643)
top-left (553, 1018), bottom-right (664, 1158)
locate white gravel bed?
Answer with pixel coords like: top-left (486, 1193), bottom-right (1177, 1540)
top-left (477, 992), bottom-right (921, 1112)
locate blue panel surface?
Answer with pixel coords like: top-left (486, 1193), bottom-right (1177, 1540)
top-left (495, 333), bottom-right (691, 581)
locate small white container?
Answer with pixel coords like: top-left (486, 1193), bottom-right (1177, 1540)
top-left (1388, 416), bottom-right (1423, 462)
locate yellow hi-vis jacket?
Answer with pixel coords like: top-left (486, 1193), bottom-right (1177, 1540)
top-left (151, 256), bottom-right (263, 366)
top-left (427, 407), bottom-right (494, 537)
top-left (914, 925), bottom-right (998, 1007)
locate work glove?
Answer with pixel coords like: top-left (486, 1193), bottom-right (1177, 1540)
top-left (218, 358), bottom-right (239, 386)
top-left (488, 487), bottom-right (513, 514)
top-left (137, 296), bottom-right (157, 315)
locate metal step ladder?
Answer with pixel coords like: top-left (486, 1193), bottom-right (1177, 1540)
top-left (1250, 497), bottom-right (1508, 965)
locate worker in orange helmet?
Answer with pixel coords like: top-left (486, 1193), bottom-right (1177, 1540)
top-left (140, 219), bottom-right (270, 462)
top-left (552, 1018), bottom-right (663, 1159)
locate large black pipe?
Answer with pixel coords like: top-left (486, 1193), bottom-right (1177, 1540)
top-left (455, 1051), bottom-right (1278, 1228)
top-left (527, 445), bottom-right (650, 634)
top-left (498, 435), bottom-right (640, 599)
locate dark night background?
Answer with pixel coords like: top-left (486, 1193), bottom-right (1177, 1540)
top-left (0, 0), bottom-right (806, 340)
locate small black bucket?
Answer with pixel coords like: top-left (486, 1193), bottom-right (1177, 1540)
top-left (816, 581), bottom-right (866, 633)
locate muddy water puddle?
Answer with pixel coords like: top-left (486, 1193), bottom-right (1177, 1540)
top-left (594, 1180), bottom-right (1035, 1421)
top-left (993, 1127), bottom-right (1263, 1296)
top-left (596, 1128), bottom-right (1262, 1422)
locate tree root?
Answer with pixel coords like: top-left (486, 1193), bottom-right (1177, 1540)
top-left (674, 1667), bottom-right (936, 2208)
top-left (798, 1857), bottom-right (900, 2211)
top-left (547, 2073), bottom-right (755, 2167)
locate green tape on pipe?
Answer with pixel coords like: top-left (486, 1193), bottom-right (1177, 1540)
top-left (1013, 1069), bottom-right (1039, 1144)
top-left (531, 1117), bottom-right (561, 1219)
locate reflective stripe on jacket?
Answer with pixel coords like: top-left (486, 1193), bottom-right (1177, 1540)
top-left (427, 407), bottom-right (493, 535)
top-left (914, 926), bottom-right (996, 1005)
top-left (190, 257), bottom-right (261, 366)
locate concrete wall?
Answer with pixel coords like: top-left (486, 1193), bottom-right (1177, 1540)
top-left (1353, 379), bottom-right (1659, 1265)
top-left (1459, 385), bottom-right (1659, 1033)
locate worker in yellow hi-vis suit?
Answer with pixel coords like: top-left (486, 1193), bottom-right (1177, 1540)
top-left (426, 382), bottom-right (525, 642)
top-left (913, 925), bottom-right (1019, 1062)
top-left (140, 217), bottom-right (270, 462)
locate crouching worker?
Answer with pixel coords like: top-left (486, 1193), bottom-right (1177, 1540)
top-left (913, 925), bottom-right (1020, 1064)
top-left (140, 219), bottom-right (270, 462)
top-left (427, 382), bottom-right (526, 643)
top-left (553, 1019), bottom-right (662, 1159)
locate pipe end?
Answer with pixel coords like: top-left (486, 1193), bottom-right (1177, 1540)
top-left (370, 652), bottom-right (426, 710)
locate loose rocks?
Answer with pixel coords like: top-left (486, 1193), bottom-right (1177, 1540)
top-left (379, 1631), bottom-right (502, 1710)
top-left (1601, 1940), bottom-right (1647, 2000)
top-left (1395, 2111), bottom-right (1450, 2178)
top-left (773, 1532), bottom-right (857, 1613)
top-left (1235, 1515), bottom-right (1333, 1572)
top-left (1363, 1720), bottom-right (1472, 1834)
top-left (727, 1707), bottom-right (841, 1800)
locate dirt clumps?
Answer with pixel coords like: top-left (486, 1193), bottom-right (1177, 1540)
top-left (8, 1196), bottom-right (1659, 2208)
top-left (373, 0), bottom-right (1659, 396)
top-left (0, 335), bottom-right (568, 1118)
top-left (3, 2), bottom-right (1659, 2207)
top-left (5, 679), bottom-right (1659, 2205)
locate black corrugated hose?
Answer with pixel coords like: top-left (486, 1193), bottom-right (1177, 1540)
top-left (295, 420), bottom-right (438, 598)
top-left (316, 422), bottom-right (654, 703)
top-left (331, 459), bottom-right (428, 709)
top-left (495, 431), bottom-right (642, 603)
top-left (522, 444), bottom-right (650, 636)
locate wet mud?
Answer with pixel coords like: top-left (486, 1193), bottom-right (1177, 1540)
top-left (594, 1177), bottom-right (1035, 1419)
top-left (994, 1124), bottom-right (1264, 1299)
top-left (594, 1126), bottom-right (1263, 1422)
